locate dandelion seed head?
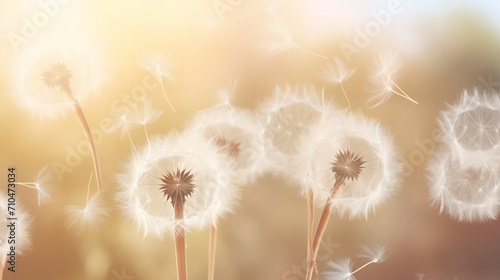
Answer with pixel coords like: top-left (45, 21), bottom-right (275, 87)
top-left (305, 112), bottom-right (401, 219)
top-left (428, 149), bottom-right (500, 222)
top-left (116, 131), bottom-right (238, 238)
top-left (11, 37), bottom-right (106, 120)
top-left (261, 85), bottom-right (335, 160)
top-left (439, 88), bottom-right (500, 166)
top-left (187, 107), bottom-right (268, 185)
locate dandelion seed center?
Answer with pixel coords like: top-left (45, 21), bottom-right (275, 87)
top-left (454, 107), bottom-right (500, 151)
top-left (41, 63), bottom-right (73, 93)
top-left (331, 149), bottom-right (366, 183)
top-left (159, 169), bottom-right (195, 206)
top-left (215, 137), bottom-right (241, 158)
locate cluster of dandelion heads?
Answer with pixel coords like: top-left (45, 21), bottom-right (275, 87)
top-left (304, 111), bottom-right (401, 218)
top-left (0, 194), bottom-right (32, 257)
top-left (11, 38), bottom-right (105, 120)
top-left (429, 89), bottom-right (500, 222)
top-left (186, 107), bottom-right (268, 185)
top-left (323, 245), bottom-right (387, 280)
top-left (116, 131), bottom-right (237, 239)
top-left (260, 85), bottom-right (337, 173)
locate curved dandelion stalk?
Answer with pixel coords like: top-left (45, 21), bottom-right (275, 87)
top-left (41, 63), bottom-right (103, 191)
top-left (301, 112), bottom-right (400, 279)
top-left (117, 132), bottom-right (238, 280)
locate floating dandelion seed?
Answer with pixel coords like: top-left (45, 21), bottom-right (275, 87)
top-left (320, 57), bottom-right (356, 110)
top-left (367, 51), bottom-right (417, 107)
top-left (65, 174), bottom-right (108, 235)
top-left (110, 98), bottom-right (163, 149)
top-left (140, 51), bottom-right (177, 112)
top-left (65, 193), bottom-right (108, 235)
top-left (438, 88), bottom-right (500, 167)
top-left (259, 13), bottom-right (328, 59)
top-left (323, 245), bottom-right (387, 280)
top-left (15, 165), bottom-right (54, 206)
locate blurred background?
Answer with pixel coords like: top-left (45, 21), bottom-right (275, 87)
top-left (1, 0), bottom-right (500, 279)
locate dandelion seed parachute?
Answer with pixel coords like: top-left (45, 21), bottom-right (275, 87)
top-left (322, 258), bottom-right (356, 280)
top-left (11, 38), bottom-right (105, 120)
top-left (367, 51), bottom-right (417, 107)
top-left (65, 193), bottom-right (109, 235)
top-left (116, 131), bottom-right (237, 239)
top-left (302, 111), bottom-right (401, 219)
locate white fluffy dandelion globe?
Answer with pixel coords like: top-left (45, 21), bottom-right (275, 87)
top-left (116, 131), bottom-right (237, 239)
top-left (260, 85), bottom-right (337, 170)
top-left (304, 112), bottom-right (401, 219)
top-left (11, 37), bottom-right (105, 120)
top-left (428, 149), bottom-right (500, 222)
top-left (438, 89), bottom-right (500, 167)
top-left (186, 107), bottom-right (268, 185)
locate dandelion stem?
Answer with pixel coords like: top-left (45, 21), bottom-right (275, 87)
top-left (306, 187), bottom-right (314, 266)
top-left (158, 76), bottom-right (176, 113)
top-left (305, 179), bottom-right (344, 280)
top-left (123, 120), bottom-right (137, 153)
top-left (208, 225), bottom-right (217, 280)
top-left (143, 125), bottom-right (151, 146)
top-left (195, 30), bottom-right (210, 54)
top-left (70, 98), bottom-right (103, 192)
top-left (389, 80), bottom-right (418, 104)
top-left (339, 82), bottom-right (352, 111)
top-left (0, 259), bottom-right (4, 280)
top-left (295, 43), bottom-right (329, 60)
top-left (86, 173), bottom-right (93, 204)
top-left (351, 260), bottom-right (375, 275)
top-left (174, 202), bottom-right (188, 280)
